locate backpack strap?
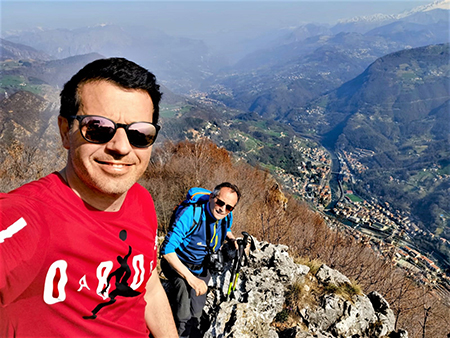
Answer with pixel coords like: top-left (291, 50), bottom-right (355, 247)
top-left (185, 202), bottom-right (205, 238)
top-left (205, 218), bottom-right (216, 253)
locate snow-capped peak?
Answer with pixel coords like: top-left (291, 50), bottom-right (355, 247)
top-left (398, 0), bottom-right (449, 17)
top-left (338, 0), bottom-right (449, 24)
top-left (337, 13), bottom-right (397, 24)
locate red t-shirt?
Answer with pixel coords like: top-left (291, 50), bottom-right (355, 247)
top-left (0, 173), bottom-right (158, 337)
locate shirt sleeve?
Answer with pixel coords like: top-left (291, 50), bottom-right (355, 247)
top-left (0, 195), bottom-right (49, 306)
top-left (160, 205), bottom-right (195, 255)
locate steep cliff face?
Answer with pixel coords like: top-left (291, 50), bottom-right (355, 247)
top-left (169, 239), bottom-right (408, 338)
top-left (0, 91), bottom-right (65, 192)
top-left (0, 91), bottom-right (58, 147)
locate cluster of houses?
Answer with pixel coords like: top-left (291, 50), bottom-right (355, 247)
top-left (340, 148), bottom-right (373, 174)
top-left (332, 199), bottom-right (416, 233)
top-left (331, 194), bottom-right (450, 289)
top-left (325, 212), bottom-right (449, 290)
top-left (274, 144), bottom-right (449, 290)
top-left (275, 142), bottom-right (332, 207)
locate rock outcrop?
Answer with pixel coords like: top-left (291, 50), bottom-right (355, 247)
top-left (195, 238), bottom-right (406, 338)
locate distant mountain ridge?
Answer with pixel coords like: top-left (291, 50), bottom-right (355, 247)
top-left (0, 38), bottom-right (51, 61)
top-left (4, 1), bottom-right (448, 96)
top-left (3, 24), bottom-right (220, 93)
top-left (202, 4), bottom-right (449, 119)
top-left (334, 0), bottom-right (449, 29)
top-left (0, 51), bottom-right (105, 101)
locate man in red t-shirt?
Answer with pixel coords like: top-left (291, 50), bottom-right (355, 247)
top-left (0, 58), bottom-right (177, 337)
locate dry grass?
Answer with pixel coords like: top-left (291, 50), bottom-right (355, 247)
top-left (294, 256), bottom-right (322, 275)
top-left (289, 274), bottom-right (325, 308)
top-left (322, 280), bottom-right (362, 302)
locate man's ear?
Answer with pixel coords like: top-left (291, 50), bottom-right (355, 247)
top-left (58, 115), bottom-right (71, 149)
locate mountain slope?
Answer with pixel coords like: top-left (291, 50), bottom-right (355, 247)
top-left (365, 17), bottom-right (449, 47)
top-left (325, 43), bottom-right (449, 150)
top-left (204, 32), bottom-right (411, 119)
top-left (303, 43), bottom-right (450, 237)
top-left (1, 53), bottom-right (104, 101)
top-left (0, 38), bottom-right (51, 61)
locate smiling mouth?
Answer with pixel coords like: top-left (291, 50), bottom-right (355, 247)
top-left (96, 160), bottom-right (133, 167)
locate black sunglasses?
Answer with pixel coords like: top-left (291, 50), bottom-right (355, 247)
top-left (215, 198), bottom-right (235, 212)
top-left (69, 115), bottom-right (160, 148)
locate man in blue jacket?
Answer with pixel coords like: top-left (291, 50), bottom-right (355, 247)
top-left (160, 182), bottom-right (240, 337)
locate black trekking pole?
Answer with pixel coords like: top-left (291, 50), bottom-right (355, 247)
top-left (226, 232), bottom-right (250, 300)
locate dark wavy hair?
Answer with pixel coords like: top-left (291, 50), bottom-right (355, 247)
top-left (60, 57), bottom-right (162, 124)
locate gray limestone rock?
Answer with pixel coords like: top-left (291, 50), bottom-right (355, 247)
top-left (367, 291), bottom-right (396, 336)
top-left (203, 240), bottom-right (309, 338)
top-left (333, 295), bottom-right (377, 336)
top-left (315, 264), bottom-right (351, 287)
top-left (162, 238), bottom-right (407, 338)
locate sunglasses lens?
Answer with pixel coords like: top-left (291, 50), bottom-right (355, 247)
top-left (216, 198), bottom-right (234, 212)
top-left (81, 116), bottom-right (115, 144)
top-left (215, 199), bottom-right (225, 207)
top-left (127, 123), bottom-right (158, 148)
top-left (76, 116), bottom-right (159, 148)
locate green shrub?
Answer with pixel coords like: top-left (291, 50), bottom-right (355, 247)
top-left (274, 309), bottom-right (290, 323)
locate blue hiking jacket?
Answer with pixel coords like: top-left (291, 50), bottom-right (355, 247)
top-left (161, 201), bottom-right (232, 273)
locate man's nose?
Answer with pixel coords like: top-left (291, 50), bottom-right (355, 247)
top-left (105, 128), bottom-right (132, 155)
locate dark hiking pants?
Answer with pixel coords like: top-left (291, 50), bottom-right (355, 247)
top-left (161, 258), bottom-right (211, 338)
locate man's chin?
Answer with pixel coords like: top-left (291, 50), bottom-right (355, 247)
top-left (91, 177), bottom-right (136, 197)
top-left (214, 213), bottom-right (227, 220)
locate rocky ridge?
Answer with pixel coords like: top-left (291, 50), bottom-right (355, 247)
top-left (191, 239), bottom-right (408, 338)
top-left (0, 38), bottom-right (51, 61)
